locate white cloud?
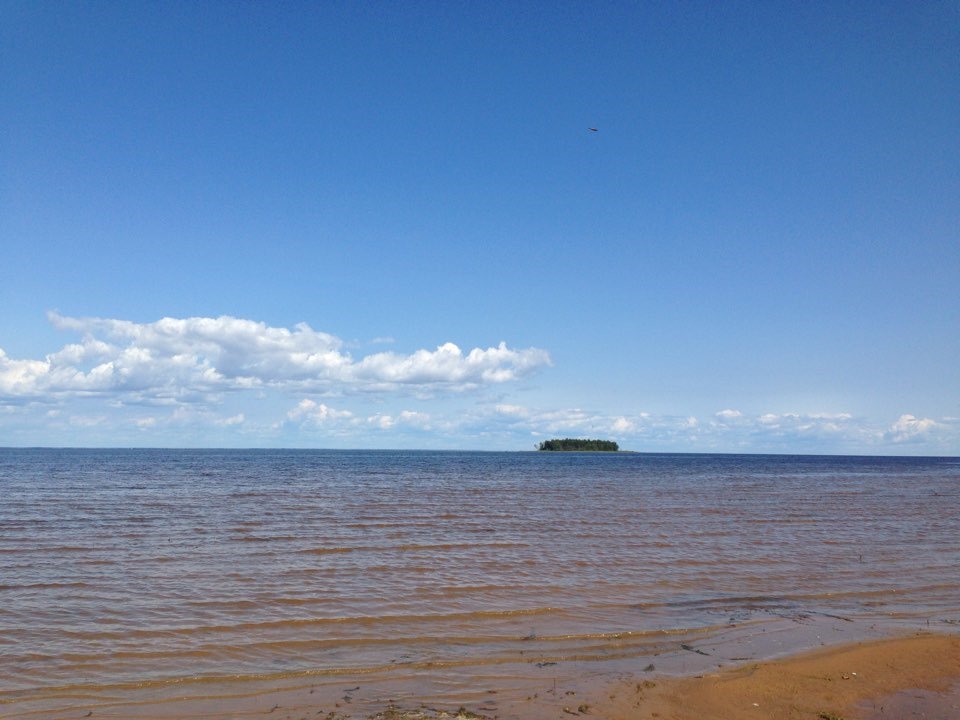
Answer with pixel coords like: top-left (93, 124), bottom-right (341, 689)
top-left (353, 342), bottom-right (550, 388)
top-left (715, 409), bottom-right (743, 420)
top-left (68, 414), bottom-right (107, 427)
top-left (495, 403), bottom-right (529, 417)
top-left (0, 313), bottom-right (551, 404)
top-left (0, 349), bottom-right (50, 398)
top-left (886, 414), bottom-right (939, 443)
top-left (287, 399), bottom-right (354, 425)
top-left (365, 410), bottom-right (432, 431)
top-left (704, 410), bottom-right (866, 446)
top-left (486, 405), bottom-right (652, 437)
top-left (455, 404), bottom-right (956, 454)
top-left (753, 412), bottom-right (853, 433)
top-left (398, 410), bottom-right (431, 427)
top-left (367, 413), bottom-right (396, 429)
top-left (2, 314), bottom-right (955, 455)
top-left (611, 416), bottom-right (634, 433)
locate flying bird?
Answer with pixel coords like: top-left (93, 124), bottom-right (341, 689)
top-left (588, 127), bottom-right (598, 132)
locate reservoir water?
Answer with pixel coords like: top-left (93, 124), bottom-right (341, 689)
top-left (1, 449), bottom-right (958, 717)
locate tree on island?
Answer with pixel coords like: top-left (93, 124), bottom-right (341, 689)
top-left (537, 438), bottom-right (619, 452)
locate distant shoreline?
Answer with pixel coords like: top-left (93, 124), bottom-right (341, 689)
top-left (536, 438), bottom-right (619, 452)
top-left (1, 446), bottom-right (957, 458)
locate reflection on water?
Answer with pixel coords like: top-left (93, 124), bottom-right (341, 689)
top-left (1, 450), bottom-right (958, 713)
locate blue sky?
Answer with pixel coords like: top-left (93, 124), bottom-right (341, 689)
top-left (2, 1), bottom-right (957, 453)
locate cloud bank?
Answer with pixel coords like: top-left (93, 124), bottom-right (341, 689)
top-left (1, 313), bottom-right (954, 454)
top-left (476, 404), bottom-right (955, 454)
top-left (0, 313), bottom-right (551, 404)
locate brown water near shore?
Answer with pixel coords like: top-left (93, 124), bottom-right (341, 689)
top-left (2, 450), bottom-right (958, 719)
top-left (14, 629), bottom-right (955, 720)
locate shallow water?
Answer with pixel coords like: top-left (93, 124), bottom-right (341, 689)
top-left (1, 450), bottom-right (958, 716)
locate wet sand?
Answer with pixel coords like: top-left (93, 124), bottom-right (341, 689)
top-left (605, 632), bottom-right (960, 720)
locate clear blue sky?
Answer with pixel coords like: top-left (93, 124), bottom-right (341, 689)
top-left (2, 1), bottom-right (957, 453)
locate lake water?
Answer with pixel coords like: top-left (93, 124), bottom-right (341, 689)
top-left (1, 449), bottom-right (958, 717)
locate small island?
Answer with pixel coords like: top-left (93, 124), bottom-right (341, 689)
top-left (537, 438), bottom-right (619, 452)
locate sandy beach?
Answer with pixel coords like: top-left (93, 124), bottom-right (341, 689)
top-left (607, 632), bottom-right (960, 720)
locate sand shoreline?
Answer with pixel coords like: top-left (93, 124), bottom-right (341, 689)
top-left (6, 630), bottom-right (958, 720)
top-left (620, 632), bottom-right (960, 719)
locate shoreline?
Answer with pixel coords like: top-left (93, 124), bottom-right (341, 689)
top-left (629, 632), bottom-right (960, 720)
top-left (7, 628), bottom-right (958, 720)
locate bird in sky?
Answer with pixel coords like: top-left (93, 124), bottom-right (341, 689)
top-left (588, 127), bottom-right (598, 132)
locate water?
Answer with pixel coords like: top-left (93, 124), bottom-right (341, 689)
top-left (1, 449), bottom-right (958, 717)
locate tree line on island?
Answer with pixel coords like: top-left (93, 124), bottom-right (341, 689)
top-left (536, 438), bottom-right (619, 452)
